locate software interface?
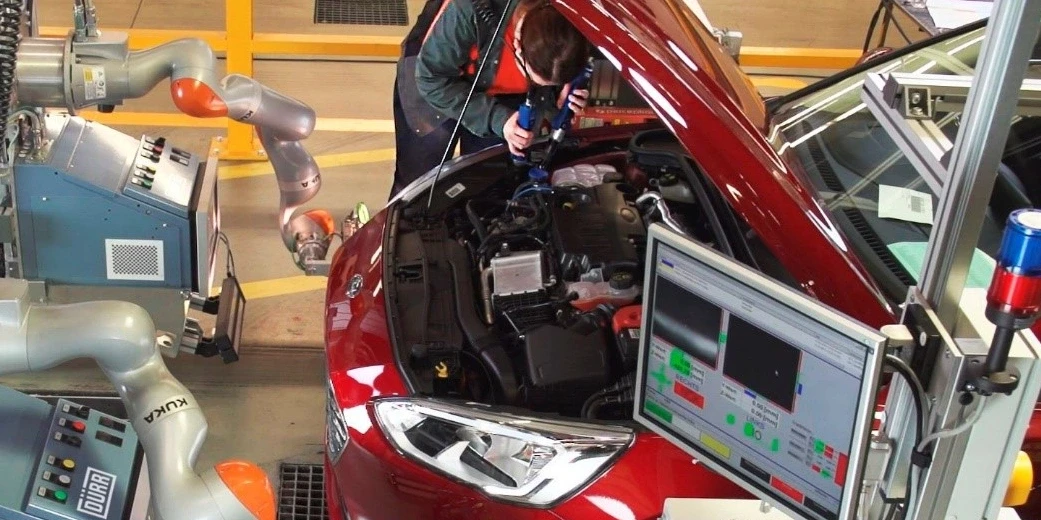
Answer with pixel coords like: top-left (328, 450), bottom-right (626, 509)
top-left (639, 242), bottom-right (872, 520)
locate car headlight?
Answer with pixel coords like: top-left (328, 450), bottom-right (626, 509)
top-left (373, 398), bottom-right (634, 507)
top-left (326, 380), bottom-right (349, 463)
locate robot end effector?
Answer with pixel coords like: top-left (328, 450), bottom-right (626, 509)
top-left (13, 31), bottom-right (336, 269)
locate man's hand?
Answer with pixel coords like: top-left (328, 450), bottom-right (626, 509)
top-left (558, 88), bottom-right (590, 115)
top-left (503, 110), bottom-right (534, 156)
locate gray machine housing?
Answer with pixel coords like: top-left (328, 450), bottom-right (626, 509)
top-left (0, 385), bottom-right (147, 520)
top-left (11, 113), bottom-right (217, 293)
top-left (1, 113), bottom-right (227, 358)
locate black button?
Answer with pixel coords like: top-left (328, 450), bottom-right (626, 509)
top-left (740, 458), bottom-right (772, 484)
top-left (156, 137), bottom-right (166, 146)
top-left (98, 416), bottom-right (127, 433)
top-left (95, 431), bottom-right (123, 447)
top-left (65, 435), bottom-right (81, 448)
top-left (74, 406), bottom-right (89, 419)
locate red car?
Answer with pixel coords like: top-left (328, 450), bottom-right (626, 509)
top-left (322, 1), bottom-right (1041, 518)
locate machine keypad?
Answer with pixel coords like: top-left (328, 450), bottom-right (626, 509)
top-left (124, 134), bottom-right (201, 213)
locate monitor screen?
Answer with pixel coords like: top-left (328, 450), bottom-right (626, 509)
top-left (634, 225), bottom-right (885, 520)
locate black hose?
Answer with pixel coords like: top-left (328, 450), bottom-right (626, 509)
top-left (465, 200), bottom-right (489, 243)
top-left (0, 0), bottom-right (22, 151)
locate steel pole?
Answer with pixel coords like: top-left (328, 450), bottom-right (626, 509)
top-left (918, 0), bottom-right (1041, 329)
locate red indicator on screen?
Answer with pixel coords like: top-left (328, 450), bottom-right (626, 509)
top-left (825, 446), bottom-right (834, 459)
top-left (811, 464), bottom-right (820, 473)
top-left (835, 453), bottom-right (848, 486)
top-left (770, 476), bottom-right (805, 503)
top-left (673, 381), bottom-right (705, 409)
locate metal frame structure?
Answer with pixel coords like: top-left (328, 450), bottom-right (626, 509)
top-left (33, 0), bottom-right (864, 161)
top-left (859, 0), bottom-right (1041, 518)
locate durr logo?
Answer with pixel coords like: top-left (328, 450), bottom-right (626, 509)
top-left (76, 467), bottom-right (117, 519)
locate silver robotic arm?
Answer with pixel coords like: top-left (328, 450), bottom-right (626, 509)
top-left (14, 19), bottom-right (334, 266)
top-left (0, 279), bottom-right (274, 520)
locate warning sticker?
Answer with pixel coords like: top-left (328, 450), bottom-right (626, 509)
top-left (445, 183), bottom-right (466, 198)
top-left (83, 66), bottom-right (107, 101)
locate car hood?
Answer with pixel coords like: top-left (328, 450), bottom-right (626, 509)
top-left (555, 0), bottom-right (895, 326)
top-left (558, 0), bottom-right (767, 130)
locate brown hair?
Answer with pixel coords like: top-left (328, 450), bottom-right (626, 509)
top-left (518, 1), bottom-right (591, 85)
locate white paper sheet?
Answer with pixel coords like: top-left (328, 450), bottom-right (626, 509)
top-left (878, 185), bottom-right (935, 225)
top-left (926, 0), bottom-right (992, 29)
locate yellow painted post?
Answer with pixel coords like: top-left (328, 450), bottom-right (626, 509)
top-left (220, 0), bottom-right (266, 160)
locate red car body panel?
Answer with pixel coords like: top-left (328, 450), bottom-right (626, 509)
top-left (322, 0), bottom-right (1041, 517)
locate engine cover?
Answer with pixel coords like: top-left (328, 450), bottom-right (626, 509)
top-left (550, 183), bottom-right (646, 280)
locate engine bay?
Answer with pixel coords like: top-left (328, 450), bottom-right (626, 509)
top-left (385, 127), bottom-right (758, 420)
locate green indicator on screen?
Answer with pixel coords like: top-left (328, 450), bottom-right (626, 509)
top-left (646, 401), bottom-right (673, 423)
top-left (726, 414), bottom-right (736, 425)
top-left (719, 332), bottom-right (728, 344)
top-left (652, 363), bottom-right (670, 391)
top-left (822, 469), bottom-right (832, 478)
top-left (771, 438), bottom-right (780, 452)
top-left (815, 440), bottom-right (826, 453)
top-left (744, 422), bottom-right (756, 438)
top-left (670, 349), bottom-right (692, 376)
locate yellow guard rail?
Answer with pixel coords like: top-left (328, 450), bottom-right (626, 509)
top-left (39, 0), bottom-right (863, 161)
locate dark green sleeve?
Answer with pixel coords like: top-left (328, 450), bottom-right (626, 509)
top-left (414, 1), bottom-right (513, 139)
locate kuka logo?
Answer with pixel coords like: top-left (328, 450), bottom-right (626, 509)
top-left (144, 396), bottom-right (189, 424)
top-left (76, 467), bottom-right (116, 519)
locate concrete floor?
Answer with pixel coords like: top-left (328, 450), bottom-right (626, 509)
top-left (1, 0), bottom-right (936, 502)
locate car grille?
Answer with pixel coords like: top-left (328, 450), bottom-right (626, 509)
top-left (326, 382), bottom-right (348, 463)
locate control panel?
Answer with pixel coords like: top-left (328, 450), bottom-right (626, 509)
top-left (123, 134), bottom-right (203, 218)
top-left (0, 386), bottom-right (146, 520)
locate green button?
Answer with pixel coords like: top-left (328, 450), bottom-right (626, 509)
top-left (815, 440), bottom-right (826, 453)
top-left (744, 422), bottom-right (756, 438)
top-left (726, 414), bottom-right (736, 425)
top-left (771, 438), bottom-right (780, 452)
top-left (645, 401), bottom-right (673, 423)
top-left (53, 490), bottom-right (67, 502)
top-left (669, 349), bottom-right (691, 376)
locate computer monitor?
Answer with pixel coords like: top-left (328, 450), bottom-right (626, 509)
top-left (634, 225), bottom-right (885, 520)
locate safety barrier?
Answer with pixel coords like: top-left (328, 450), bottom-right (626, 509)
top-left (39, 0), bottom-right (863, 161)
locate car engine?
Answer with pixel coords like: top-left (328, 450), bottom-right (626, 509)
top-left (387, 128), bottom-right (727, 419)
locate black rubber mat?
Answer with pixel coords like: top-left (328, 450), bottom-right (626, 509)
top-left (278, 463), bottom-right (329, 520)
top-left (314, 0), bottom-right (408, 26)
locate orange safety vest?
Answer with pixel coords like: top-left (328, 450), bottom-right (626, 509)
top-left (422, 0), bottom-right (529, 96)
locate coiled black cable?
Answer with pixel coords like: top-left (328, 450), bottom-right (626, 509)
top-left (0, 0), bottom-right (21, 149)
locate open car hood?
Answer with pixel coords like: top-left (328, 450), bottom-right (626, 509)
top-left (556, 0), bottom-right (767, 130)
top-left (554, 0), bottom-right (896, 327)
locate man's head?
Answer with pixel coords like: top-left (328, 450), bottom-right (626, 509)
top-left (516, 1), bottom-right (591, 86)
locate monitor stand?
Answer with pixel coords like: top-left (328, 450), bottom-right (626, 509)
top-left (661, 499), bottom-right (794, 520)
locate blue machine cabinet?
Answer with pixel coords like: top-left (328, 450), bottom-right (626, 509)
top-left (0, 386), bottom-right (147, 520)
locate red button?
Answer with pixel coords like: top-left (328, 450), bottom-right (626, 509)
top-left (770, 476), bottom-right (805, 503)
top-left (71, 421), bottom-right (85, 433)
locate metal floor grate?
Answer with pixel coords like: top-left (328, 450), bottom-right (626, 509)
top-left (278, 464), bottom-right (329, 520)
top-left (314, 0), bottom-right (409, 26)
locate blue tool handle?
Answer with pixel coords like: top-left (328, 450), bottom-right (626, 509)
top-left (511, 99), bottom-right (537, 164)
top-left (550, 60), bottom-right (595, 132)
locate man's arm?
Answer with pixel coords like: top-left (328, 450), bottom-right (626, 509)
top-left (415, 0), bottom-right (513, 138)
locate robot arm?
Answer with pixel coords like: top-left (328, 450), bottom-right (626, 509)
top-left (14, 32), bottom-right (334, 266)
top-left (0, 280), bottom-right (273, 520)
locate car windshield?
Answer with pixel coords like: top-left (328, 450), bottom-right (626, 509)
top-left (767, 26), bottom-right (1041, 303)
